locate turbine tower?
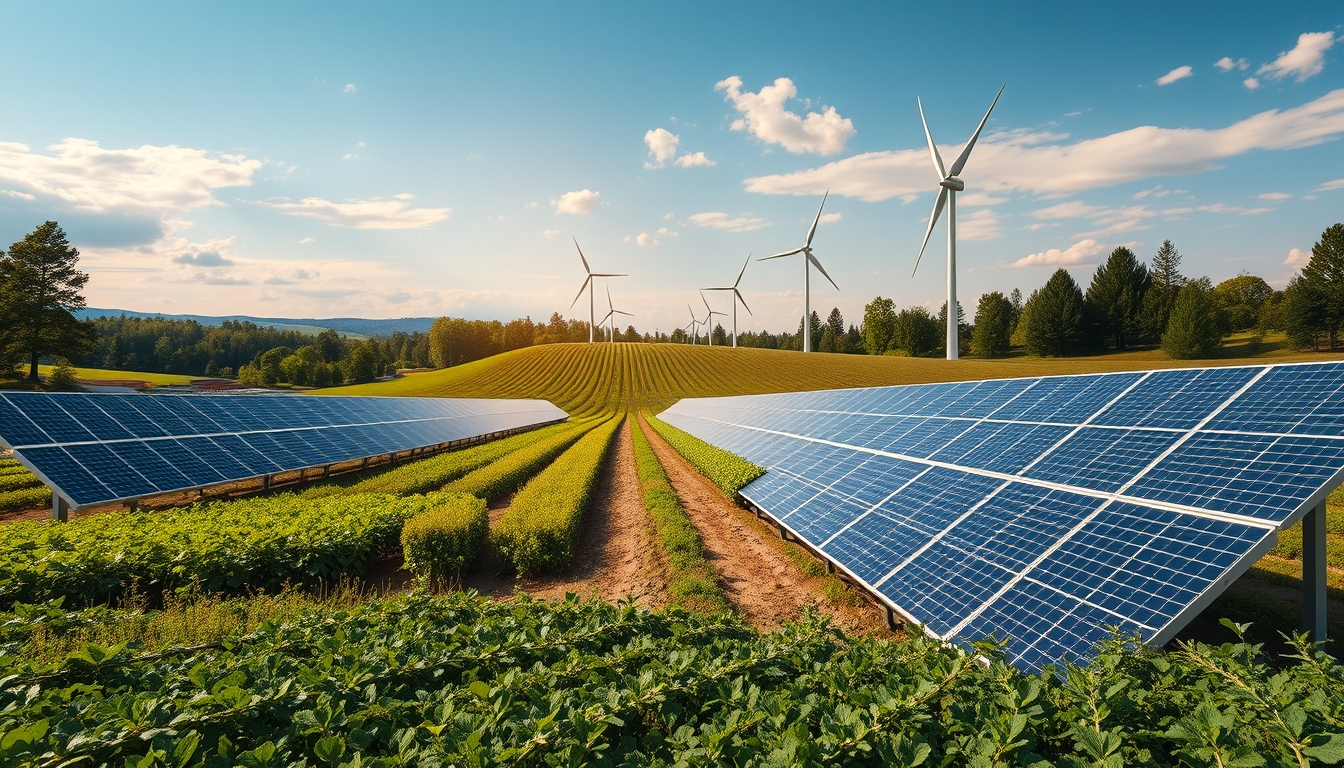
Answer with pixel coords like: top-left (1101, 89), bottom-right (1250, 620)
top-left (700, 292), bottom-right (726, 346)
top-left (912, 84), bottom-right (1004, 361)
top-left (703, 254), bottom-right (753, 348)
top-left (686, 304), bottom-right (699, 344)
top-left (598, 286), bottom-right (633, 343)
top-left (567, 238), bottom-right (626, 343)
top-left (760, 191), bottom-right (837, 353)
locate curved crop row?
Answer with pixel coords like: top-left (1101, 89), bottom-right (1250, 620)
top-left (493, 415), bottom-right (622, 574)
top-left (444, 419), bottom-right (597, 501)
top-left (646, 411), bottom-right (764, 497)
top-left (0, 472), bottom-right (42, 493)
top-left (0, 486), bottom-right (50, 514)
top-left (0, 463), bottom-right (33, 477)
top-left (631, 418), bottom-right (729, 614)
top-left (0, 492), bottom-right (457, 607)
top-left (400, 494), bottom-right (489, 582)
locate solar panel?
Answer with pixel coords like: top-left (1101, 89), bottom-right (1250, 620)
top-left (0, 393), bottom-right (567, 510)
top-left (660, 361), bottom-right (1344, 671)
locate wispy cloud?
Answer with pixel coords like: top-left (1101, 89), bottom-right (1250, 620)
top-left (261, 194), bottom-right (451, 229)
top-left (687, 211), bottom-right (769, 232)
top-left (552, 189), bottom-right (602, 214)
top-left (1258, 31), bottom-right (1335, 82)
top-left (715, 75), bottom-right (855, 156)
top-left (1156, 66), bottom-right (1193, 85)
top-left (1257, 192), bottom-right (1291, 200)
top-left (1316, 178), bottom-right (1344, 192)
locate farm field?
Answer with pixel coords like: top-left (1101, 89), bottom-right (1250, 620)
top-left (30, 364), bottom-right (197, 386)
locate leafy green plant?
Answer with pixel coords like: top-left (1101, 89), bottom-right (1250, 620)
top-left (0, 471), bottom-right (41, 492)
top-left (0, 485), bottom-right (50, 514)
top-left (400, 493), bottom-right (488, 583)
top-left (493, 416), bottom-right (621, 574)
top-left (647, 411), bottom-right (765, 496)
top-left (445, 419), bottom-right (596, 501)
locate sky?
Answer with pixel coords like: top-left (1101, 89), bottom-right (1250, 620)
top-left (0, 2), bottom-right (1341, 335)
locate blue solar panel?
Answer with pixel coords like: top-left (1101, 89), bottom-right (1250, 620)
top-left (662, 361), bottom-right (1344, 671)
top-left (0, 393), bottom-right (567, 508)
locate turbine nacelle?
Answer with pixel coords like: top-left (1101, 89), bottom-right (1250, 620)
top-left (939, 178), bottom-right (965, 192)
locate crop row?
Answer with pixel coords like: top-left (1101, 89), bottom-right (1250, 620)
top-left (493, 415), bottom-right (622, 574)
top-left (0, 491), bottom-right (462, 608)
top-left (0, 486), bottom-right (50, 514)
top-left (630, 417), bottom-right (729, 613)
top-left (0, 471), bottom-right (42, 493)
top-left (3, 591), bottom-right (1342, 767)
top-left (444, 418), bottom-right (597, 501)
top-left (646, 411), bottom-right (765, 497)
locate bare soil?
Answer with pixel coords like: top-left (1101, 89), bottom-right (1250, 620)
top-left (638, 416), bottom-right (893, 637)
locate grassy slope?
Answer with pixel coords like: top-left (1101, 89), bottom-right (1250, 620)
top-left (36, 364), bottom-right (197, 385)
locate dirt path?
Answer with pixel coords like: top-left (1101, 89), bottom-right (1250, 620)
top-left (638, 417), bottom-right (891, 636)
top-left (464, 418), bottom-right (670, 607)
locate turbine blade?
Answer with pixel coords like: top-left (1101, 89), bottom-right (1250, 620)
top-left (760, 248), bottom-right (803, 261)
top-left (735, 289), bottom-right (753, 316)
top-left (688, 303), bottom-right (695, 320)
top-left (804, 190), bottom-right (829, 247)
top-left (590, 273), bottom-right (626, 277)
top-left (949, 84), bottom-right (1005, 177)
top-left (701, 291), bottom-right (711, 313)
top-left (573, 238), bottom-right (591, 275)
top-left (606, 284), bottom-right (613, 311)
top-left (807, 252), bottom-right (839, 290)
top-left (701, 286), bottom-right (732, 291)
top-left (913, 188), bottom-right (949, 276)
top-left (568, 275), bottom-right (592, 309)
top-left (735, 253), bottom-right (750, 287)
top-left (918, 96), bottom-right (947, 181)
top-left (615, 310), bottom-right (633, 316)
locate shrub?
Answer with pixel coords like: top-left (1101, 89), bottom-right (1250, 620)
top-left (445, 420), bottom-right (595, 501)
top-left (493, 416), bottom-right (621, 574)
top-left (0, 472), bottom-right (41, 493)
top-left (1163, 278), bottom-right (1222, 359)
top-left (0, 486), bottom-right (51, 514)
top-left (646, 412), bottom-right (764, 497)
top-left (45, 360), bottom-right (81, 391)
top-left (401, 493), bottom-right (489, 583)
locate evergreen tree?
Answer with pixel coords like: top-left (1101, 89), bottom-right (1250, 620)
top-left (1139, 239), bottom-right (1186, 342)
top-left (1293, 223), bottom-right (1344, 349)
top-left (795, 311), bottom-right (824, 350)
top-left (825, 307), bottom-right (845, 339)
top-left (1285, 274), bottom-right (1331, 350)
top-left (818, 324), bottom-right (837, 352)
top-left (1026, 269), bottom-right (1087, 357)
top-left (0, 222), bottom-right (98, 381)
top-left (1085, 246), bottom-right (1149, 350)
top-left (1162, 278), bottom-right (1222, 359)
top-left (862, 296), bottom-right (897, 354)
top-left (1009, 289), bottom-right (1038, 348)
top-left (1008, 288), bottom-right (1023, 334)
top-left (937, 300), bottom-right (970, 355)
top-left (972, 291), bottom-right (1013, 357)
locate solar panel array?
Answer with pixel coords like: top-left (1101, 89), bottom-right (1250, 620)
top-left (660, 362), bottom-right (1344, 670)
top-left (0, 393), bottom-right (566, 509)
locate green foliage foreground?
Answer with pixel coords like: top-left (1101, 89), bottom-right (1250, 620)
top-left (1, 593), bottom-right (1341, 767)
top-left (647, 412), bottom-right (765, 497)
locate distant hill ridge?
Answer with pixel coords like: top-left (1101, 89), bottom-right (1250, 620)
top-left (76, 308), bottom-right (438, 338)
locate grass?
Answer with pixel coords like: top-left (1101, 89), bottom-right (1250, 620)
top-left (34, 364), bottom-right (198, 385)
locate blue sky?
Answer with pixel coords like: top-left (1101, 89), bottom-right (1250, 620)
top-left (0, 2), bottom-right (1341, 334)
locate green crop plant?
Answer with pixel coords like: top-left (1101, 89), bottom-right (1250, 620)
top-left (0, 463), bottom-right (33, 476)
top-left (0, 472), bottom-right (42, 493)
top-left (444, 418), bottom-right (597, 501)
top-left (631, 418), bottom-right (729, 614)
top-left (0, 486), bottom-right (51, 514)
top-left (646, 411), bottom-right (764, 497)
top-left (493, 416), bottom-right (621, 574)
top-left (400, 493), bottom-right (488, 583)
top-left (0, 492), bottom-right (457, 608)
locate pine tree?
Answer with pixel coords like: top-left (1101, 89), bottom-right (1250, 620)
top-left (1295, 223), bottom-right (1344, 349)
top-left (972, 291), bottom-right (1013, 357)
top-left (1085, 246), bottom-right (1149, 350)
top-left (1162, 278), bottom-right (1222, 359)
top-left (1027, 269), bottom-right (1087, 357)
top-left (1, 222), bottom-right (99, 381)
top-left (1008, 288), bottom-right (1023, 334)
top-left (1140, 240), bottom-right (1186, 342)
top-left (826, 307), bottom-right (845, 339)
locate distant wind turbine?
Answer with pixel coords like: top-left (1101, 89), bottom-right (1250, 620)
top-left (699, 292), bottom-right (727, 346)
top-left (686, 304), bottom-right (699, 344)
top-left (567, 238), bottom-right (626, 344)
top-left (702, 254), bottom-right (753, 348)
top-left (912, 85), bottom-right (1004, 361)
top-left (598, 285), bottom-right (633, 343)
top-left (760, 191), bottom-right (837, 353)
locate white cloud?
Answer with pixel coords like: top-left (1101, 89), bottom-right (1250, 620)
top-left (1257, 192), bottom-right (1291, 200)
top-left (524, 201), bottom-right (538, 208)
top-left (0, 189), bottom-right (35, 200)
top-left (687, 212), bottom-right (769, 232)
top-left (260, 194), bottom-right (451, 229)
top-left (819, 212), bottom-right (842, 223)
top-left (715, 75), bottom-right (855, 156)
top-left (1258, 31), bottom-right (1335, 82)
top-left (656, 227), bottom-right (678, 237)
top-left (742, 89), bottom-right (1344, 201)
top-left (541, 229), bottom-right (560, 240)
top-left (1029, 198), bottom-right (1266, 238)
top-left (1157, 66), bottom-right (1194, 85)
top-left (0, 138), bottom-right (259, 214)
top-left (1286, 247), bottom-right (1311, 267)
top-left (955, 209), bottom-right (1002, 241)
top-left (1215, 57), bottom-right (1249, 72)
top-left (1243, 77), bottom-right (1261, 91)
top-left (298, 237), bottom-right (316, 244)
top-left (343, 153), bottom-right (358, 160)
top-left (1240, 207), bottom-right (1274, 215)
top-left (644, 128), bottom-right (679, 168)
top-left (172, 250), bottom-right (234, 267)
top-left (344, 83), bottom-right (357, 94)
top-left (1316, 178), bottom-right (1344, 191)
top-left (1133, 184), bottom-right (1171, 199)
top-left (674, 151), bottom-right (715, 167)
top-left (958, 192), bottom-right (1010, 206)
top-left (1011, 238), bottom-right (1108, 268)
top-left (552, 189), bottom-right (602, 214)
top-left (626, 232), bottom-right (659, 247)
top-left (663, 212), bottom-right (674, 220)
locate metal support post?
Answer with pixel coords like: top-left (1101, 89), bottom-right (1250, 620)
top-left (886, 606), bottom-right (899, 631)
top-left (322, 465), bottom-right (330, 480)
top-left (826, 560), bottom-right (835, 574)
top-left (1303, 500), bottom-right (1327, 645)
top-left (52, 495), bottom-right (70, 522)
top-left (262, 474), bottom-right (271, 491)
top-left (361, 457), bottom-right (369, 471)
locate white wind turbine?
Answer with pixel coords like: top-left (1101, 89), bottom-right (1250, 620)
top-left (760, 191), bottom-right (837, 353)
top-left (700, 292), bottom-right (726, 346)
top-left (702, 254), bottom-right (753, 348)
top-left (685, 304), bottom-right (699, 344)
top-left (567, 238), bottom-right (626, 343)
top-left (598, 286), bottom-right (633, 343)
top-left (912, 85), bottom-right (1004, 361)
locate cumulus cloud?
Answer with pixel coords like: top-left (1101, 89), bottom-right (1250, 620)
top-left (1215, 57), bottom-right (1249, 72)
top-left (298, 237), bottom-right (315, 244)
top-left (172, 250), bottom-right (233, 267)
top-left (819, 212), bottom-right (842, 223)
top-left (0, 138), bottom-right (259, 214)
top-left (552, 189), bottom-right (602, 214)
top-left (1258, 32), bottom-right (1335, 82)
top-left (657, 227), bottom-right (678, 238)
top-left (715, 75), bottom-right (855, 155)
top-left (741, 89), bottom-right (1344, 201)
top-left (1286, 247), bottom-right (1311, 267)
top-left (260, 194), bottom-right (451, 229)
top-left (1157, 66), bottom-right (1194, 85)
top-left (625, 232), bottom-right (660, 247)
top-left (344, 83), bottom-right (357, 93)
top-left (1011, 239), bottom-right (1108, 268)
top-left (644, 128), bottom-right (679, 168)
top-left (687, 212), bottom-right (769, 232)
top-left (674, 151), bottom-right (715, 167)
top-left (1243, 77), bottom-right (1261, 91)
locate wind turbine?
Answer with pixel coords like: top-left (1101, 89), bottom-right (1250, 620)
top-left (567, 238), bottom-right (626, 343)
top-left (702, 254), bottom-right (753, 348)
top-left (598, 286), bottom-right (633, 343)
top-left (686, 304), bottom-right (699, 344)
top-left (760, 191), bottom-right (837, 353)
top-left (912, 84), bottom-right (1004, 361)
top-left (700, 291), bottom-right (726, 346)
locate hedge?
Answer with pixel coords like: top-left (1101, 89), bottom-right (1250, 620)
top-left (646, 412), bottom-right (765, 496)
top-left (0, 486), bottom-right (51, 514)
top-left (401, 493), bottom-right (489, 583)
top-left (444, 419), bottom-right (596, 501)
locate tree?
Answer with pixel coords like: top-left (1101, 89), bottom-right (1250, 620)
top-left (1162, 278), bottom-right (1222, 359)
top-left (344, 340), bottom-right (385, 383)
top-left (47, 359), bottom-right (81, 391)
top-left (1211, 273), bottom-right (1274, 333)
top-left (795, 311), bottom-right (824, 350)
top-left (1008, 288), bottom-right (1024, 335)
top-left (825, 308), bottom-right (845, 339)
top-left (892, 307), bottom-right (940, 356)
top-left (818, 324), bottom-right (837, 352)
top-left (1085, 246), bottom-right (1149, 350)
top-left (1285, 274), bottom-right (1331, 350)
top-left (937, 300), bottom-right (970, 356)
top-left (1139, 239), bottom-right (1186, 342)
top-left (1009, 289), bottom-right (1037, 349)
top-left (0, 222), bottom-right (97, 381)
top-left (862, 297), bottom-right (897, 355)
top-left (1290, 223), bottom-right (1344, 349)
top-left (1027, 269), bottom-right (1088, 357)
top-left (972, 292), bottom-right (1013, 357)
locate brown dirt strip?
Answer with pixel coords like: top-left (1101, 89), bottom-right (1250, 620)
top-left (464, 417), bottom-right (670, 607)
top-left (638, 416), bottom-right (893, 637)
